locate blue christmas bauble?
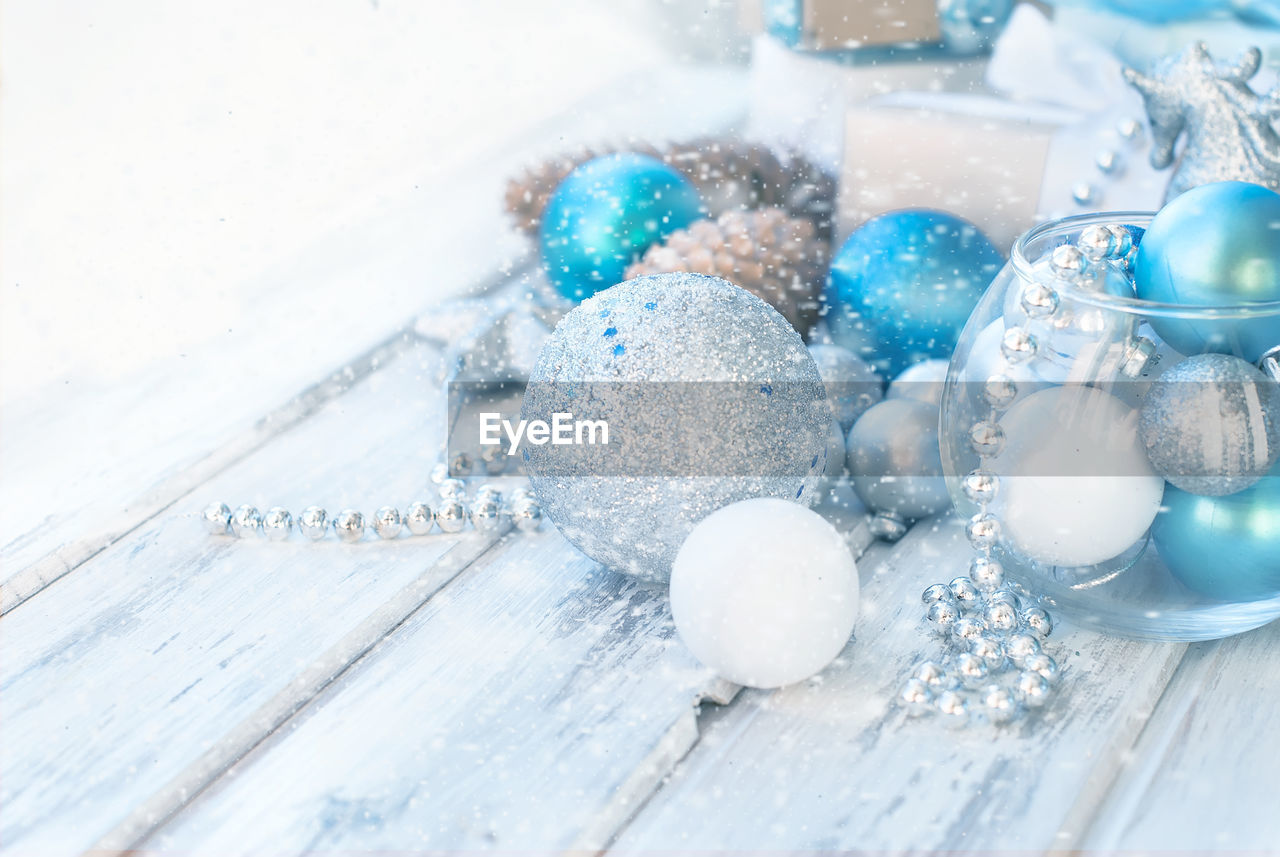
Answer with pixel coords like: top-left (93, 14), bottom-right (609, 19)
top-left (825, 209), bottom-right (1002, 378)
top-left (540, 153), bottom-right (702, 302)
top-left (1152, 460), bottom-right (1280, 601)
top-left (523, 272), bottom-right (829, 583)
top-left (1134, 182), bottom-right (1280, 363)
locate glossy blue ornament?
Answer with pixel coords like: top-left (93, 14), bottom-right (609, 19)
top-left (825, 209), bottom-right (1002, 377)
top-left (1134, 182), bottom-right (1280, 363)
top-left (1152, 460), bottom-right (1280, 601)
top-left (540, 153), bottom-right (702, 302)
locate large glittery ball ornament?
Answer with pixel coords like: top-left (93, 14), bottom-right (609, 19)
top-left (522, 273), bottom-right (829, 583)
top-left (936, 0), bottom-right (1014, 54)
top-left (887, 359), bottom-right (950, 409)
top-left (825, 209), bottom-right (1003, 378)
top-left (989, 387), bottom-right (1164, 567)
top-left (1152, 459), bottom-right (1280, 601)
top-left (1133, 182), bottom-right (1280, 363)
top-left (670, 498), bottom-right (859, 689)
top-left (808, 343), bottom-right (884, 431)
top-left (540, 153), bottom-right (702, 302)
top-left (845, 398), bottom-right (949, 522)
top-left (1140, 354), bottom-right (1280, 496)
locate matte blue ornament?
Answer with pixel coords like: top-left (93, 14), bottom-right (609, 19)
top-left (1134, 182), bottom-right (1280, 363)
top-left (540, 153), bottom-right (702, 302)
top-left (825, 209), bottom-right (1002, 377)
top-left (1152, 460), bottom-right (1280, 601)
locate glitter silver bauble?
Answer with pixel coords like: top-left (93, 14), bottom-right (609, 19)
top-left (524, 273), bottom-right (828, 583)
top-left (435, 500), bottom-right (467, 534)
top-left (1139, 354), bottom-right (1280, 496)
top-left (334, 509), bottom-right (366, 543)
top-left (202, 502), bottom-right (232, 534)
top-left (405, 502), bottom-right (435, 536)
top-left (808, 343), bottom-right (883, 432)
top-left (1125, 43), bottom-right (1280, 201)
top-left (846, 398), bottom-right (949, 523)
top-left (373, 506), bottom-right (403, 540)
top-left (263, 507), bottom-right (293, 541)
top-left (231, 505), bottom-right (262, 538)
top-left (299, 506), bottom-right (329, 540)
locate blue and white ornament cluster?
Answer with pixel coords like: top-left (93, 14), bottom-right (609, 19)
top-left (201, 481), bottom-right (543, 542)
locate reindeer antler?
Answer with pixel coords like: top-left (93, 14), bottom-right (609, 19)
top-left (1222, 47), bottom-right (1263, 83)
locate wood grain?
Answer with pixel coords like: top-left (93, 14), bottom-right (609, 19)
top-left (609, 516), bottom-right (1189, 853)
top-left (0, 343), bottom-right (492, 854)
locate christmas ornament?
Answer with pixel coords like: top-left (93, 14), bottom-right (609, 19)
top-left (1133, 181), bottom-right (1280, 362)
top-left (1124, 45), bottom-right (1280, 201)
top-left (540, 154), bottom-right (702, 301)
top-left (1140, 354), bottom-right (1280, 496)
top-left (886, 359), bottom-right (950, 409)
top-left (990, 386), bottom-right (1163, 567)
top-left (845, 398), bottom-right (949, 538)
top-left (1152, 460), bottom-right (1280, 601)
top-left (626, 207), bottom-right (829, 335)
top-left (522, 272), bottom-right (828, 583)
top-left (507, 138), bottom-right (836, 240)
top-left (808, 343), bottom-right (883, 431)
top-left (669, 498), bottom-right (859, 689)
top-left (825, 209), bottom-right (1002, 378)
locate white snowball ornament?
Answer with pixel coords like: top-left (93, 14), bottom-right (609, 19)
top-left (670, 498), bottom-right (859, 688)
top-left (989, 387), bottom-right (1163, 567)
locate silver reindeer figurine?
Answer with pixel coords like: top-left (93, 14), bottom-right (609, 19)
top-left (1124, 42), bottom-right (1280, 202)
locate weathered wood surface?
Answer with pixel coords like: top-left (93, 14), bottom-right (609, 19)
top-left (0, 64), bottom-right (750, 613)
top-left (610, 517), bottom-right (1195, 853)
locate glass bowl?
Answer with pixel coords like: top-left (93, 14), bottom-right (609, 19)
top-left (940, 212), bottom-right (1280, 641)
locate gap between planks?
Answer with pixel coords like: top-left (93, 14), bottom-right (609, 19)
top-left (0, 263), bottom-right (524, 618)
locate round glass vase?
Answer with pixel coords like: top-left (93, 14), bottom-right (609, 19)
top-left (940, 212), bottom-right (1280, 641)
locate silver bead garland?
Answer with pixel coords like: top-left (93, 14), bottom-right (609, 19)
top-left (900, 223), bottom-right (1150, 727)
top-left (202, 481), bottom-right (542, 542)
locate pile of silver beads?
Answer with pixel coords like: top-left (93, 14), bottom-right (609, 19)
top-left (902, 573), bottom-right (1059, 726)
top-left (201, 482), bottom-right (542, 542)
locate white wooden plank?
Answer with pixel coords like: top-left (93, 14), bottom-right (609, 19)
top-left (609, 516), bottom-right (1188, 853)
top-left (1078, 620), bottom-right (1280, 852)
top-left (141, 531), bottom-right (738, 855)
top-left (0, 342), bottom-right (502, 855)
top-left (0, 65), bottom-right (750, 610)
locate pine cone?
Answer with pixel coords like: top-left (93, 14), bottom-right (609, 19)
top-left (505, 139), bottom-right (836, 241)
top-left (625, 207), bottom-right (828, 336)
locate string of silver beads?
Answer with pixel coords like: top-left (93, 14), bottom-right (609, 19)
top-left (201, 483), bottom-right (542, 542)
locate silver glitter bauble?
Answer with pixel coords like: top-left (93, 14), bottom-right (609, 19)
top-left (334, 509), bottom-right (366, 543)
top-left (405, 502), bottom-right (435, 536)
top-left (808, 343), bottom-right (883, 432)
top-left (201, 502), bottom-right (232, 534)
top-left (263, 507), bottom-right (293, 541)
top-left (1125, 43), bottom-right (1280, 201)
top-left (373, 506), bottom-right (403, 540)
top-left (1139, 354), bottom-right (1280, 497)
top-left (435, 500), bottom-right (467, 534)
top-left (299, 506), bottom-right (329, 540)
top-left (523, 273), bottom-right (828, 583)
top-left (845, 399), bottom-right (949, 523)
top-left (231, 505), bottom-right (262, 538)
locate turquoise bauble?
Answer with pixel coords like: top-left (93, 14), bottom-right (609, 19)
top-left (1152, 460), bottom-right (1280, 601)
top-left (825, 209), bottom-right (1002, 377)
top-left (540, 153), bottom-right (702, 302)
top-left (1134, 182), bottom-right (1280, 363)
